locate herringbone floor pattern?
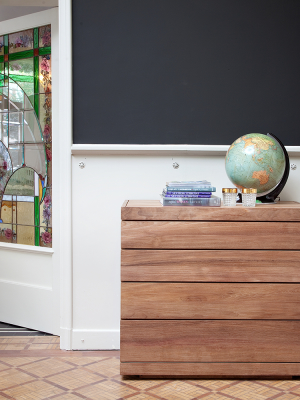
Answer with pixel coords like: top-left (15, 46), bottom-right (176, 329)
top-left (0, 336), bottom-right (300, 400)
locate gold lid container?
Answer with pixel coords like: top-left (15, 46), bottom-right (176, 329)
top-left (222, 188), bottom-right (238, 193)
top-left (242, 188), bottom-right (257, 194)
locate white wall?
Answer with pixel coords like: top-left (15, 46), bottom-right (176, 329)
top-left (71, 150), bottom-right (300, 349)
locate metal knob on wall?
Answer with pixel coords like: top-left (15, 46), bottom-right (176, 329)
top-left (79, 162), bottom-right (85, 169)
top-left (291, 164), bottom-right (297, 170)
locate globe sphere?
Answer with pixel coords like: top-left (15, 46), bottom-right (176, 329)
top-left (225, 133), bottom-right (286, 195)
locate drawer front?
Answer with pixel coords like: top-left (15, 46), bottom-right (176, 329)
top-left (120, 362), bottom-right (300, 377)
top-left (122, 200), bottom-right (300, 221)
top-left (121, 320), bottom-right (300, 362)
top-left (121, 283), bottom-right (300, 319)
top-left (121, 250), bottom-right (300, 282)
top-left (121, 221), bottom-right (300, 249)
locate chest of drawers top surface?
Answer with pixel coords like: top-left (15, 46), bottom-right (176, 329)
top-left (121, 200), bottom-right (300, 221)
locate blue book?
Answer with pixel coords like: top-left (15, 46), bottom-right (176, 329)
top-left (163, 194), bottom-right (212, 198)
top-left (164, 190), bottom-right (212, 195)
top-left (166, 186), bottom-right (216, 192)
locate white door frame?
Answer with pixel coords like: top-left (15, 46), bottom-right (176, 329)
top-left (58, 0), bottom-right (73, 349)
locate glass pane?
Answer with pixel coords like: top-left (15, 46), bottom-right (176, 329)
top-left (0, 86), bottom-right (8, 111)
top-left (39, 55), bottom-right (51, 93)
top-left (0, 200), bottom-right (12, 223)
top-left (8, 112), bottom-right (22, 144)
top-left (40, 226), bottom-right (52, 247)
top-left (24, 143), bottom-right (46, 178)
top-left (46, 156), bottom-right (52, 188)
top-left (9, 81), bottom-right (25, 111)
top-left (0, 112), bottom-right (8, 146)
top-left (41, 189), bottom-right (51, 227)
top-left (0, 24), bottom-right (52, 247)
top-left (16, 224), bottom-right (34, 245)
top-left (39, 93), bottom-right (51, 140)
top-left (25, 95), bottom-right (33, 110)
top-left (17, 199), bottom-right (34, 225)
top-left (9, 59), bottom-right (34, 102)
top-left (0, 37), bottom-right (4, 56)
top-left (24, 110), bottom-right (43, 143)
top-left (9, 29), bottom-right (34, 54)
top-left (4, 167), bottom-right (34, 196)
top-left (0, 223), bottom-right (13, 243)
top-left (8, 144), bottom-right (24, 171)
top-left (40, 188), bottom-right (51, 226)
top-left (0, 140), bottom-right (13, 195)
top-left (39, 25), bottom-right (51, 48)
top-left (16, 195), bottom-right (34, 202)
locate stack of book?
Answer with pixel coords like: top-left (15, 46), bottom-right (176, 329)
top-left (160, 181), bottom-right (221, 206)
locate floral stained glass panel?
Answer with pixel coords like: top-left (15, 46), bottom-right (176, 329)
top-left (39, 55), bottom-right (51, 93)
top-left (9, 30), bottom-right (34, 54)
top-left (39, 25), bottom-right (51, 48)
top-left (0, 223), bottom-right (13, 243)
top-left (0, 25), bottom-right (52, 247)
top-left (0, 37), bottom-right (3, 56)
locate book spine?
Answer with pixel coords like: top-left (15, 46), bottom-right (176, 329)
top-left (163, 194), bottom-right (212, 198)
top-left (166, 187), bottom-right (216, 192)
top-left (164, 191), bottom-right (211, 195)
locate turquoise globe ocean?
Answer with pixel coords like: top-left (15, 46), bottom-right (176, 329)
top-left (225, 133), bottom-right (286, 195)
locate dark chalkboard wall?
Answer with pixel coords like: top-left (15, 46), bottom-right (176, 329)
top-left (72, 0), bottom-right (300, 145)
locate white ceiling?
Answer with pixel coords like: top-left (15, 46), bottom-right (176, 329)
top-left (0, 2), bottom-right (57, 23)
top-left (0, 0), bottom-right (57, 5)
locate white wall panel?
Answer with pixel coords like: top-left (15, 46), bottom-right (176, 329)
top-left (0, 248), bottom-right (52, 288)
top-left (72, 153), bottom-right (300, 349)
top-left (0, 282), bottom-right (53, 332)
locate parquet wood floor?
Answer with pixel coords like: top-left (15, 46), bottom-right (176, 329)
top-left (0, 336), bottom-right (300, 400)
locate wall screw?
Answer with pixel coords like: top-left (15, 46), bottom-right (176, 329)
top-left (173, 162), bottom-right (179, 169)
top-left (291, 164), bottom-right (297, 170)
top-left (79, 162), bottom-right (85, 169)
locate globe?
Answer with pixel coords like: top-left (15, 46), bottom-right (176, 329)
top-left (225, 133), bottom-right (286, 196)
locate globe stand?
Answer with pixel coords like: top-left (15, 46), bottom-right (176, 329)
top-left (258, 133), bottom-right (290, 203)
top-left (236, 133), bottom-right (290, 204)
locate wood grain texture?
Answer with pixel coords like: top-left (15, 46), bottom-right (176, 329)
top-left (121, 200), bottom-right (300, 221)
top-left (121, 221), bottom-right (300, 249)
top-left (121, 283), bottom-right (300, 319)
top-left (121, 320), bottom-right (300, 363)
top-left (121, 250), bottom-right (300, 282)
top-left (120, 200), bottom-right (300, 376)
top-left (120, 362), bottom-right (300, 376)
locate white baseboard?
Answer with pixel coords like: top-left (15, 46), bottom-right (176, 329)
top-left (71, 329), bottom-right (120, 350)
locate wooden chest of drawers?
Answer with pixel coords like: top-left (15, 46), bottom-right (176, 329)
top-left (120, 200), bottom-right (300, 377)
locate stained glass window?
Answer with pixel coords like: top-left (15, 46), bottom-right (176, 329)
top-left (0, 25), bottom-right (52, 247)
